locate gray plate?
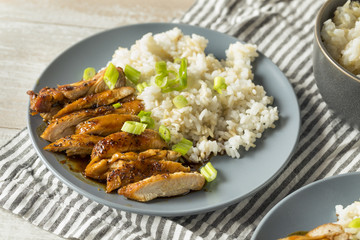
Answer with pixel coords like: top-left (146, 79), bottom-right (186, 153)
top-left (27, 23), bottom-right (300, 217)
top-left (252, 172), bottom-right (360, 239)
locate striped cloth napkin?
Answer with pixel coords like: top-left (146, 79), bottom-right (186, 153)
top-left (1, 0), bottom-right (360, 239)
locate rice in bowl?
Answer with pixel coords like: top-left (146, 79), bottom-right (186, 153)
top-left (321, 0), bottom-right (360, 77)
top-left (336, 201), bottom-right (360, 239)
top-left (111, 28), bottom-right (279, 162)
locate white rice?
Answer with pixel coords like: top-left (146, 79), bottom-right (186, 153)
top-left (321, 0), bottom-right (360, 77)
top-left (336, 201), bottom-right (360, 239)
top-left (111, 28), bottom-right (279, 162)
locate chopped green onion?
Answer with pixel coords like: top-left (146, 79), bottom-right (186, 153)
top-left (349, 218), bottom-right (360, 228)
top-left (172, 95), bottom-right (188, 108)
top-left (172, 138), bottom-right (193, 155)
top-left (159, 125), bottom-right (171, 143)
top-left (178, 58), bottom-right (188, 89)
top-left (112, 102), bottom-right (122, 109)
top-left (83, 67), bottom-right (96, 80)
top-left (140, 116), bottom-right (155, 129)
top-left (154, 74), bottom-right (168, 88)
top-left (155, 61), bottom-right (167, 74)
top-left (138, 111), bottom-right (151, 118)
top-left (104, 63), bottom-right (119, 90)
top-left (124, 65), bottom-right (141, 84)
top-left (121, 121), bottom-right (147, 135)
top-left (152, 58), bottom-right (188, 92)
top-left (137, 111), bottom-right (154, 128)
top-left (200, 162), bottom-right (217, 182)
top-left (136, 82), bottom-right (149, 93)
top-left (213, 76), bottom-right (227, 94)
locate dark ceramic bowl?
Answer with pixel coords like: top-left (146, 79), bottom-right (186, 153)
top-left (313, 0), bottom-right (360, 129)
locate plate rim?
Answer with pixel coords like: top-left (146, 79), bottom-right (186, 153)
top-left (27, 22), bottom-right (301, 217)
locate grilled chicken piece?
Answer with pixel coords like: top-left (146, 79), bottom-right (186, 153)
top-left (85, 150), bottom-right (181, 180)
top-left (27, 66), bottom-right (126, 115)
top-left (54, 87), bottom-right (135, 119)
top-left (40, 105), bottom-right (62, 123)
top-left (307, 224), bottom-right (349, 240)
top-left (75, 114), bottom-right (139, 136)
top-left (27, 87), bottom-right (65, 114)
top-left (113, 99), bottom-right (144, 115)
top-left (44, 134), bottom-right (103, 156)
top-left (57, 67), bottom-right (126, 100)
top-left (41, 106), bottom-right (114, 142)
top-left (118, 172), bottom-right (205, 202)
top-left (106, 160), bottom-right (190, 192)
top-left (91, 129), bottom-right (168, 159)
top-left (279, 223), bottom-right (350, 240)
top-left (41, 100), bottom-right (143, 142)
top-left (137, 149), bottom-right (181, 161)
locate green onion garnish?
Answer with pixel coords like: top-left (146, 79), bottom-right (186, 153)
top-left (200, 162), bottom-right (217, 182)
top-left (155, 61), bottom-right (167, 74)
top-left (213, 76), bottom-right (227, 94)
top-left (138, 111), bottom-right (154, 129)
top-left (104, 63), bottom-right (119, 90)
top-left (172, 95), bottom-right (188, 108)
top-left (172, 137), bottom-right (192, 155)
top-left (140, 116), bottom-right (154, 129)
top-left (121, 121), bottom-right (147, 135)
top-left (152, 58), bottom-right (188, 92)
top-left (178, 58), bottom-right (188, 90)
top-left (159, 125), bottom-right (171, 143)
top-left (124, 65), bottom-right (141, 84)
top-left (349, 218), bottom-right (360, 228)
top-left (112, 103), bottom-right (122, 109)
top-left (136, 82), bottom-right (149, 93)
top-left (83, 67), bottom-right (96, 80)
top-left (138, 111), bottom-right (151, 117)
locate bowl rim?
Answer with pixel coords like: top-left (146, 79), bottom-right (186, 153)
top-left (314, 0), bottom-right (360, 84)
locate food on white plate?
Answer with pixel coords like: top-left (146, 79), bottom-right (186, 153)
top-left (27, 28), bottom-right (279, 201)
top-left (321, 0), bottom-right (360, 77)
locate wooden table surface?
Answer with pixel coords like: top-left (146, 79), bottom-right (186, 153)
top-left (0, 0), bottom-right (195, 239)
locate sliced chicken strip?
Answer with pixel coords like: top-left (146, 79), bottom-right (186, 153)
top-left (279, 223), bottom-right (351, 240)
top-left (53, 86), bottom-right (134, 118)
top-left (44, 134), bottom-right (103, 156)
top-left (91, 129), bottom-right (168, 160)
top-left (85, 150), bottom-right (181, 180)
top-left (40, 105), bottom-right (62, 123)
top-left (106, 160), bottom-right (190, 192)
top-left (75, 114), bottom-right (140, 136)
top-left (118, 172), bottom-right (205, 202)
top-left (307, 223), bottom-right (347, 239)
top-left (57, 67), bottom-right (126, 100)
top-left (112, 99), bottom-right (144, 115)
top-left (27, 87), bottom-right (65, 114)
top-left (41, 106), bottom-right (113, 142)
top-left (41, 99), bottom-right (143, 142)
